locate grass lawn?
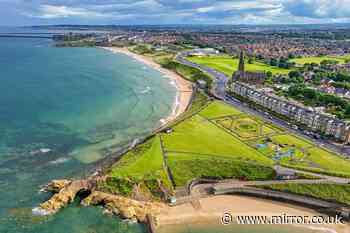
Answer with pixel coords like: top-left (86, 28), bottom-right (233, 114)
top-left (199, 101), bottom-right (242, 119)
top-left (168, 153), bottom-right (276, 186)
top-left (187, 55), bottom-right (291, 76)
top-left (162, 114), bottom-right (273, 166)
top-left (109, 135), bottom-right (166, 179)
top-left (290, 56), bottom-right (347, 65)
top-left (304, 147), bottom-right (350, 176)
top-left (260, 183), bottom-right (350, 205)
top-left (270, 134), bottom-right (312, 149)
top-left (103, 135), bottom-right (173, 196)
top-left (217, 117), bottom-right (277, 139)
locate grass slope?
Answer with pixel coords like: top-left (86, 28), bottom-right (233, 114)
top-left (162, 114), bottom-right (273, 166)
top-left (109, 135), bottom-right (166, 179)
top-left (261, 183), bottom-right (350, 205)
top-left (168, 154), bottom-right (276, 186)
top-left (199, 101), bottom-right (242, 119)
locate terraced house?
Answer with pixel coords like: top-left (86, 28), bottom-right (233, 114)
top-left (230, 82), bottom-right (350, 143)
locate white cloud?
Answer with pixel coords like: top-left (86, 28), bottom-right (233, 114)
top-left (5, 0), bottom-right (350, 25)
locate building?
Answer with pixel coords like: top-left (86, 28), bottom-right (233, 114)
top-left (230, 82), bottom-right (350, 143)
top-left (232, 50), bottom-right (266, 85)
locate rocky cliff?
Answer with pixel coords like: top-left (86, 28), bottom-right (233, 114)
top-left (38, 178), bottom-right (166, 224)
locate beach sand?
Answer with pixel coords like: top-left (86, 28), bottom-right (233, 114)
top-left (101, 47), bottom-right (193, 126)
top-left (156, 195), bottom-right (350, 233)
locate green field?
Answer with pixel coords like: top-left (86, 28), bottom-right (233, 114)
top-left (199, 101), bottom-right (242, 119)
top-left (106, 97), bottom-right (350, 197)
top-left (260, 183), bottom-right (350, 205)
top-left (109, 135), bottom-right (164, 178)
top-left (187, 55), bottom-right (291, 76)
top-left (290, 56), bottom-right (348, 65)
top-left (168, 153), bottom-right (275, 186)
top-left (216, 116), bottom-right (280, 140)
top-left (161, 115), bottom-right (272, 165)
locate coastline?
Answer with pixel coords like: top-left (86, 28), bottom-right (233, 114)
top-left (101, 47), bottom-right (193, 127)
top-left (156, 195), bottom-right (349, 233)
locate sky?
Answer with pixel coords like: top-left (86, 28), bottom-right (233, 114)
top-left (1, 0), bottom-right (350, 26)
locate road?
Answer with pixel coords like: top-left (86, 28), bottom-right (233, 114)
top-left (176, 52), bottom-right (227, 99)
top-left (175, 50), bottom-right (350, 157)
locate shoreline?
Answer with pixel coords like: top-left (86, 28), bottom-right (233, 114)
top-left (101, 47), bottom-right (193, 127)
top-left (156, 195), bottom-right (349, 233)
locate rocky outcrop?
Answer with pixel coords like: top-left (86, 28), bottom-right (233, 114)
top-left (82, 191), bottom-right (165, 223)
top-left (39, 179), bottom-right (95, 214)
top-left (38, 177), bottom-right (165, 224)
top-left (41, 179), bottom-right (72, 193)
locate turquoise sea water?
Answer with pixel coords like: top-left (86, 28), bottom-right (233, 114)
top-left (0, 36), bottom-right (176, 233)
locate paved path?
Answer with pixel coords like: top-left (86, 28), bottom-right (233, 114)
top-left (188, 165), bottom-right (350, 196)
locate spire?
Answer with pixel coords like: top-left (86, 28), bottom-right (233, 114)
top-left (238, 50), bottom-right (245, 72)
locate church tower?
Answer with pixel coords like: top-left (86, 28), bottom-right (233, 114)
top-left (238, 50), bottom-right (245, 73)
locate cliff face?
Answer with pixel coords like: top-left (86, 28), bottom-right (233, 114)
top-left (39, 179), bottom-right (92, 214)
top-left (38, 179), bottom-right (166, 223)
top-left (82, 191), bottom-right (165, 222)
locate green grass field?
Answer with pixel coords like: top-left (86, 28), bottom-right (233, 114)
top-left (106, 97), bottom-right (350, 197)
top-left (270, 134), bottom-right (312, 149)
top-left (199, 101), bottom-right (242, 119)
top-left (290, 56), bottom-right (348, 65)
top-left (216, 116), bottom-right (278, 139)
top-left (260, 183), bottom-right (350, 205)
top-left (168, 153), bottom-right (275, 186)
top-left (161, 114), bottom-right (273, 166)
top-left (109, 135), bottom-right (164, 178)
top-left (187, 55), bottom-right (291, 76)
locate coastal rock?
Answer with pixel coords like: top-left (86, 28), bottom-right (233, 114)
top-left (43, 179), bottom-right (72, 193)
top-left (39, 179), bottom-right (91, 214)
top-left (82, 191), bottom-right (165, 223)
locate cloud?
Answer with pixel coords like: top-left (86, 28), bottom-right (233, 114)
top-left (25, 5), bottom-right (102, 18)
top-left (1, 0), bottom-right (350, 25)
top-left (283, 0), bottom-right (350, 19)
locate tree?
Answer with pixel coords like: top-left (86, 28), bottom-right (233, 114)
top-left (266, 71), bottom-right (273, 78)
top-left (248, 57), bottom-right (254, 64)
top-left (288, 71), bottom-right (302, 79)
top-left (270, 58), bottom-right (278, 66)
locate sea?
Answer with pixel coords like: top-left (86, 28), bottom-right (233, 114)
top-left (0, 29), bottom-right (175, 233)
top-left (0, 28), bottom-right (340, 233)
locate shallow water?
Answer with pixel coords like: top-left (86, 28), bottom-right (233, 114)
top-left (0, 36), bottom-right (176, 233)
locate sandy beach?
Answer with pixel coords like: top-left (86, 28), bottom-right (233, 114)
top-left (102, 47), bottom-right (193, 126)
top-left (156, 195), bottom-right (350, 233)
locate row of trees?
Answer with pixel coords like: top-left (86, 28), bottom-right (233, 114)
top-left (286, 84), bottom-right (350, 119)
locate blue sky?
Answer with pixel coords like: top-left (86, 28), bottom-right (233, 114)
top-left (1, 0), bottom-right (350, 26)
